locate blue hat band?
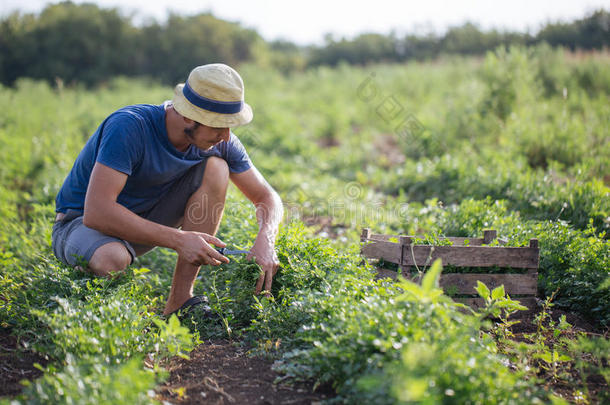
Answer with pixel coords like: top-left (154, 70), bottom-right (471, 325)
top-left (183, 81), bottom-right (243, 114)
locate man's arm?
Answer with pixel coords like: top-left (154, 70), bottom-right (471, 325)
top-left (83, 162), bottom-right (228, 266)
top-left (230, 166), bottom-right (284, 294)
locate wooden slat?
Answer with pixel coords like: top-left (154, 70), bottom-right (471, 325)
top-left (402, 245), bottom-right (539, 269)
top-left (438, 273), bottom-right (537, 295)
top-left (455, 297), bottom-right (537, 310)
top-left (361, 241), bottom-right (402, 264)
top-left (374, 271), bottom-right (537, 295)
top-left (455, 298), bottom-right (487, 310)
top-left (369, 233), bottom-right (399, 242)
top-left (483, 230), bottom-right (497, 244)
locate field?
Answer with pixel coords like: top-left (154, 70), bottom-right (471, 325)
top-left (0, 45), bottom-right (609, 404)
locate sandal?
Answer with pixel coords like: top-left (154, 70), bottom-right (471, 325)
top-left (166, 295), bottom-right (218, 320)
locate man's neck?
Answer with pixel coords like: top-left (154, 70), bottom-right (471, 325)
top-left (165, 106), bottom-right (190, 152)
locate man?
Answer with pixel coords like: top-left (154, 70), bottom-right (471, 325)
top-left (52, 64), bottom-right (283, 317)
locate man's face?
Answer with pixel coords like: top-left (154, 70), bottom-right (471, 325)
top-left (184, 122), bottom-right (231, 150)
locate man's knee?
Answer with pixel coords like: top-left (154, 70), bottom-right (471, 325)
top-left (185, 157), bottom-right (228, 227)
top-left (204, 157), bottom-right (229, 189)
top-left (87, 242), bottom-right (132, 277)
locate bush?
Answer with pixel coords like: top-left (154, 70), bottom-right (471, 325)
top-left (387, 153), bottom-right (609, 233)
top-left (20, 356), bottom-right (160, 405)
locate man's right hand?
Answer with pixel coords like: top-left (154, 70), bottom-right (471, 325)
top-left (176, 231), bottom-right (230, 266)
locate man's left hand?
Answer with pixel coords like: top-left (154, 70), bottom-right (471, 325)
top-left (247, 238), bottom-right (280, 295)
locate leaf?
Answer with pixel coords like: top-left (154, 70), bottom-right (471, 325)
top-left (491, 285), bottom-right (505, 300)
top-left (554, 351), bottom-right (572, 362)
top-left (496, 298), bottom-right (528, 312)
top-left (549, 394), bottom-right (570, 405)
top-left (132, 267), bottom-right (151, 275)
top-left (535, 350), bottom-right (553, 363)
top-left (168, 314), bottom-right (181, 330)
top-left (421, 259), bottom-right (442, 293)
top-left (396, 277), bottom-right (426, 302)
top-left (475, 281), bottom-right (490, 300)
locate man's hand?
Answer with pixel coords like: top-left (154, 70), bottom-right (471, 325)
top-left (176, 231), bottom-right (230, 266)
top-left (230, 165), bottom-right (283, 296)
top-left (248, 237), bottom-right (280, 295)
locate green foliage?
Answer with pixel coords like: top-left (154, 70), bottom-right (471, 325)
top-left (480, 46), bottom-right (539, 120)
top-left (474, 281), bottom-right (528, 321)
top-left (189, 256), bottom-right (262, 338)
top-left (412, 230), bottom-right (454, 246)
top-left (381, 337), bottom-right (541, 405)
top-left (1, 4), bottom-right (609, 86)
top-left (307, 11), bottom-right (609, 68)
top-left (139, 13), bottom-right (267, 84)
top-left (0, 2), bottom-right (136, 86)
top-left (530, 221), bottom-right (610, 325)
top-left (388, 154), bottom-right (609, 233)
top-left (1, 49), bottom-right (608, 403)
top-left (19, 355), bottom-right (160, 404)
top-left (487, 290), bottom-right (608, 405)
top-left (566, 335), bottom-right (610, 400)
top-left (537, 10), bottom-right (610, 51)
top-left (28, 273), bottom-right (194, 364)
top-left (153, 315), bottom-right (196, 360)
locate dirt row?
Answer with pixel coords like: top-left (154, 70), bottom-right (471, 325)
top-left (156, 340), bottom-right (332, 404)
top-left (0, 329), bottom-right (47, 398)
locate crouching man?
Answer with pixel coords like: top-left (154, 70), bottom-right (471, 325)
top-left (52, 64), bottom-right (283, 317)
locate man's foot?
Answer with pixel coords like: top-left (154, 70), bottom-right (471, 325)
top-left (164, 295), bottom-right (218, 321)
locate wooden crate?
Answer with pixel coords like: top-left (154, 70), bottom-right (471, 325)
top-left (360, 228), bottom-right (539, 309)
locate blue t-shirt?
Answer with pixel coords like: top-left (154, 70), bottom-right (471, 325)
top-left (55, 103), bottom-right (252, 214)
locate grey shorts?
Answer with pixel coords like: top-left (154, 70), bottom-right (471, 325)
top-left (52, 160), bottom-right (207, 267)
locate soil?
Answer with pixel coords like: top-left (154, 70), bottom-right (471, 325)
top-left (316, 136), bottom-right (340, 148)
top-left (0, 328), bottom-right (47, 398)
top-left (157, 340), bottom-right (333, 405)
top-left (374, 133), bottom-right (406, 167)
top-left (509, 304), bottom-right (605, 335)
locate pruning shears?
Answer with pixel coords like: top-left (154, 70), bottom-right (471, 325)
top-left (215, 247), bottom-right (251, 256)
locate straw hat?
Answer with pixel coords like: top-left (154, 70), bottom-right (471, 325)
top-left (172, 64), bottom-right (253, 128)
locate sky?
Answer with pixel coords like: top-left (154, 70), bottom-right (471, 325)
top-left (1, 0), bottom-right (609, 45)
